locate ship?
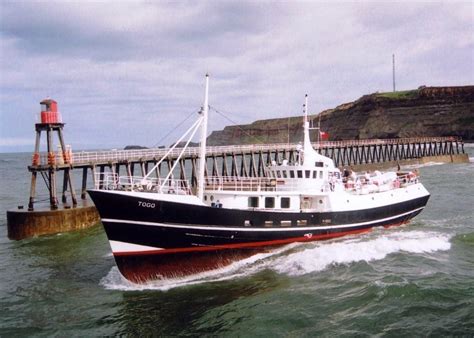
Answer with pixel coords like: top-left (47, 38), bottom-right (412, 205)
top-left (88, 75), bottom-right (430, 283)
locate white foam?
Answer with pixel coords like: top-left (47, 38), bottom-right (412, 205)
top-left (99, 230), bottom-right (452, 290)
top-left (272, 230), bottom-right (452, 276)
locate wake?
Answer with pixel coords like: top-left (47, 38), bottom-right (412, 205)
top-left (100, 229), bottom-right (451, 291)
top-left (272, 230), bottom-right (451, 276)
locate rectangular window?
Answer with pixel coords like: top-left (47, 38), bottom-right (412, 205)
top-left (265, 197), bottom-right (275, 208)
top-left (290, 170), bottom-right (295, 178)
top-left (305, 170), bottom-right (311, 178)
top-left (265, 220), bottom-right (273, 227)
top-left (315, 161), bottom-right (324, 167)
top-left (297, 220), bottom-right (307, 226)
top-left (276, 171), bottom-right (281, 178)
top-left (282, 170), bottom-right (288, 178)
top-left (281, 197), bottom-right (290, 209)
top-left (248, 197), bottom-right (259, 208)
top-left (297, 170), bottom-right (303, 178)
top-left (313, 171), bottom-right (317, 179)
top-left (319, 171), bottom-right (323, 179)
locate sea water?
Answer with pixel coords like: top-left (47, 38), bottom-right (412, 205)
top-left (0, 147), bottom-right (473, 336)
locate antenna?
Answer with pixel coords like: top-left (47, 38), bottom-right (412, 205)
top-left (392, 54), bottom-right (396, 92)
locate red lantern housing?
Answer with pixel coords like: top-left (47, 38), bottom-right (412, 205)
top-left (40, 99), bottom-right (60, 124)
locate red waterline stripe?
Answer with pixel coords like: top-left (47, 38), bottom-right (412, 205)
top-left (114, 227), bottom-right (372, 257)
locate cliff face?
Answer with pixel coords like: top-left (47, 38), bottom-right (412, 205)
top-left (207, 86), bottom-right (474, 145)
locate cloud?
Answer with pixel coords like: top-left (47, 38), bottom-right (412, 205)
top-left (0, 1), bottom-right (472, 152)
top-left (0, 2), bottom-right (276, 61)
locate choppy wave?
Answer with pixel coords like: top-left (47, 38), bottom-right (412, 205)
top-left (101, 230), bottom-right (451, 291)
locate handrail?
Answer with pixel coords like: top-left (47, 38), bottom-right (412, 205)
top-left (34, 136), bottom-right (463, 167)
top-left (94, 173), bottom-right (192, 195)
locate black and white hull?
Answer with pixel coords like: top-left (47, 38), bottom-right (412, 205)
top-left (89, 184), bottom-right (429, 283)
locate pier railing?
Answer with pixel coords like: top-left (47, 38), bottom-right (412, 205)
top-left (36, 136), bottom-right (464, 166)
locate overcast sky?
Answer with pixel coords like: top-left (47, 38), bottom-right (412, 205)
top-left (0, 1), bottom-right (472, 152)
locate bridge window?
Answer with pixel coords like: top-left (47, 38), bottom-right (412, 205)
top-left (276, 171), bottom-right (282, 178)
top-left (305, 170), bottom-right (311, 178)
top-left (265, 197), bottom-right (275, 208)
top-left (282, 170), bottom-right (288, 178)
top-left (248, 197), bottom-right (259, 208)
top-left (312, 171), bottom-right (317, 179)
top-left (297, 170), bottom-right (303, 178)
top-left (290, 170), bottom-right (295, 178)
top-left (319, 171), bottom-right (323, 179)
top-left (281, 197), bottom-right (290, 208)
top-left (315, 161), bottom-right (324, 167)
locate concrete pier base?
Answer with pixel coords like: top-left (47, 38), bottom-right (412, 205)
top-left (6, 200), bottom-right (100, 240)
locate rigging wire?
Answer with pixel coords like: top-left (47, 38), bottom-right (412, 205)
top-left (209, 105), bottom-right (268, 145)
top-left (150, 109), bottom-right (199, 148)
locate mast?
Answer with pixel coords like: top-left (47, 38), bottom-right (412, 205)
top-left (197, 74), bottom-right (209, 201)
top-left (301, 94), bottom-right (327, 166)
top-left (303, 94), bottom-right (312, 154)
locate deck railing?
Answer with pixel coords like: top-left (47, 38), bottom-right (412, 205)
top-left (94, 173), bottom-right (192, 195)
